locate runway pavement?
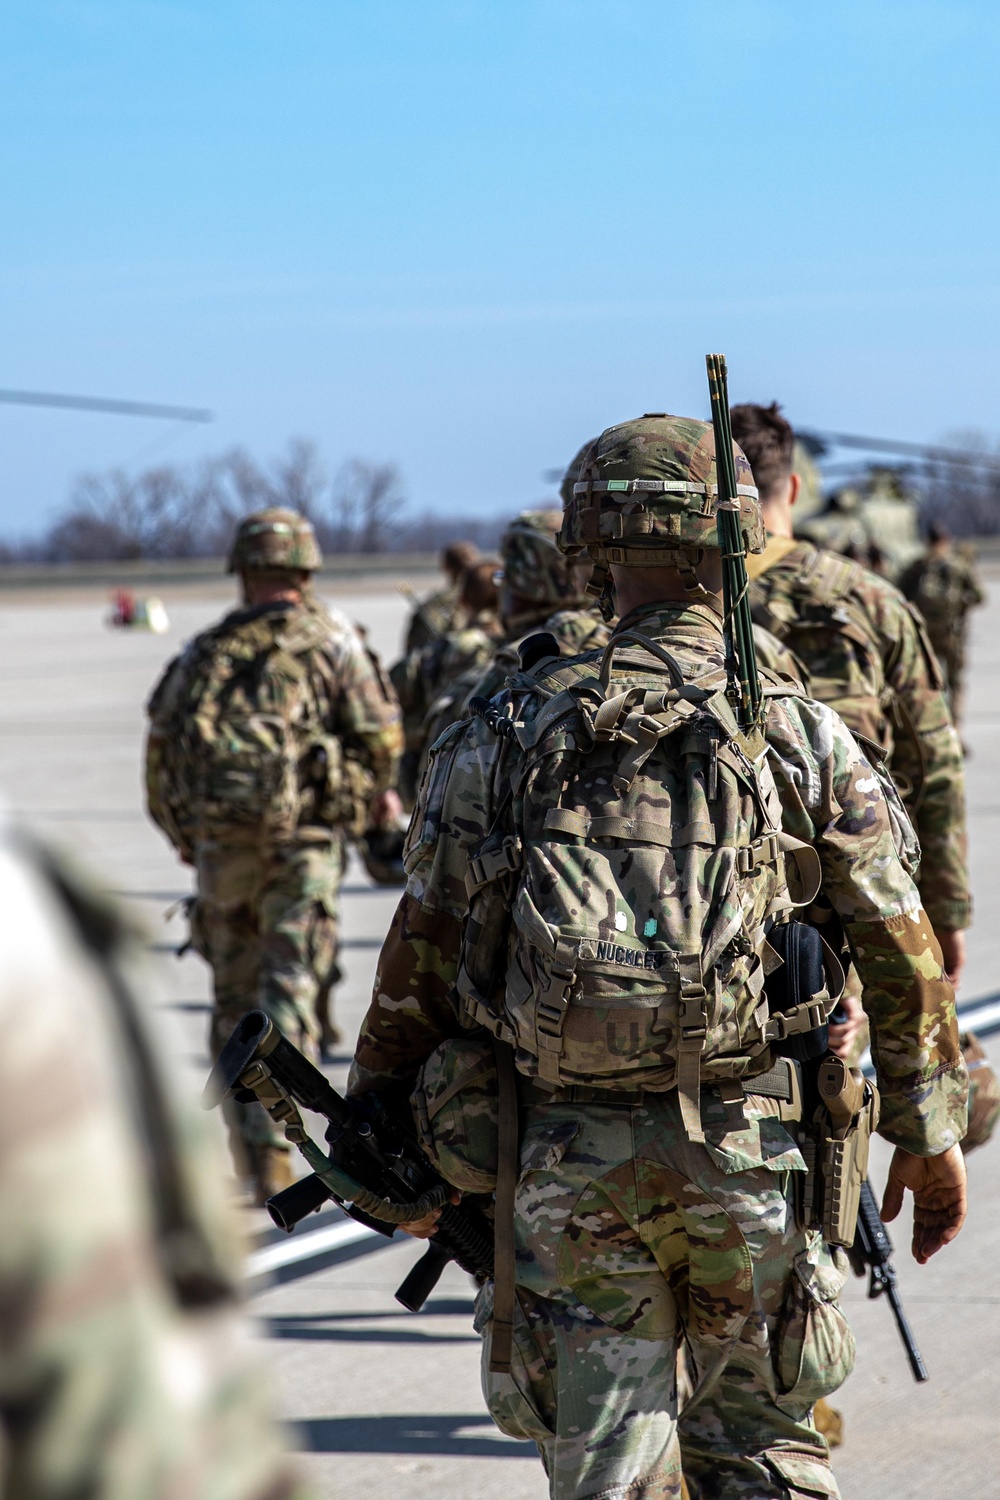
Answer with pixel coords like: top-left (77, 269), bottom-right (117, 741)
top-left (0, 570), bottom-right (997, 1499)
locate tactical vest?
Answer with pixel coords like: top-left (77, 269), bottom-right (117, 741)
top-left (455, 629), bottom-right (830, 1141)
top-left (154, 604), bottom-right (353, 846)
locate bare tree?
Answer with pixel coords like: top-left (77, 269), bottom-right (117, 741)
top-left (271, 438), bottom-right (327, 519)
top-left (329, 459), bottom-right (406, 553)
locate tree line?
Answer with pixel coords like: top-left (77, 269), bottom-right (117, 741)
top-left (2, 440), bottom-right (511, 563)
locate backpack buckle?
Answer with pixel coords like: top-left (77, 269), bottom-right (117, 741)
top-left (466, 835), bottom-right (522, 896)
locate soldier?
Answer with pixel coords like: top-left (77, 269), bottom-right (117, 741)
top-left (430, 507), bottom-right (613, 723)
top-left (898, 523), bottom-right (985, 732)
top-left (403, 538), bottom-right (480, 652)
top-left (0, 819), bottom-right (306, 1499)
top-left (391, 558), bottom-right (503, 810)
top-left (731, 403), bottom-right (971, 1017)
top-left (145, 508), bottom-right (402, 1202)
top-left (350, 412), bottom-right (967, 1500)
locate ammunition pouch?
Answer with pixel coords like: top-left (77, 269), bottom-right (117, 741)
top-left (307, 740), bottom-right (374, 839)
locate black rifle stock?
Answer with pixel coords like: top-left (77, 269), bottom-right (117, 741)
top-left (203, 1010), bottom-right (494, 1310)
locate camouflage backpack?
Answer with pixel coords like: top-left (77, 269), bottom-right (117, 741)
top-left (455, 626), bottom-right (831, 1140)
top-left (152, 605), bottom-right (347, 846)
top-left (751, 548), bottom-right (904, 752)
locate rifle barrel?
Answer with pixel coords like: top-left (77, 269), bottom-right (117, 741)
top-left (886, 1283), bottom-right (929, 1382)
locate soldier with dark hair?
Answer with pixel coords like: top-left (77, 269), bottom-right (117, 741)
top-left (145, 509), bottom-right (402, 1202)
top-left (899, 522), bottom-right (985, 731)
top-left (731, 403), bottom-right (971, 1006)
top-left (350, 411), bottom-right (967, 1500)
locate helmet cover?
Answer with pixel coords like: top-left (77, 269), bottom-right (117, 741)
top-left (227, 508), bottom-right (323, 574)
top-left (559, 413), bottom-right (764, 565)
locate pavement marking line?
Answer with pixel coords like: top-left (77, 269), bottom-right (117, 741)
top-left (956, 994), bottom-right (1000, 1036)
top-left (248, 1217), bottom-right (384, 1278)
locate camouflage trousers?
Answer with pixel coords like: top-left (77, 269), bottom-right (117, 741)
top-left (476, 1088), bottom-right (852, 1500)
top-left (193, 836), bottom-right (344, 1148)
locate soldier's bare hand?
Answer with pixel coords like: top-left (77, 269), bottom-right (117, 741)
top-left (936, 928), bottom-right (966, 990)
top-left (881, 1144), bottom-right (967, 1263)
top-left (370, 788), bottom-right (404, 826)
top-left (828, 992), bottom-right (865, 1060)
top-left (399, 1188), bottom-right (461, 1239)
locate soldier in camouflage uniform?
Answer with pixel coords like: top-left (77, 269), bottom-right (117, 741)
top-left (730, 404), bottom-right (971, 1006)
top-left (0, 819), bottom-right (306, 1500)
top-left (403, 539), bottom-right (480, 652)
top-left (898, 523), bottom-right (985, 732)
top-left (392, 558), bottom-right (503, 810)
top-left (145, 509), bottom-right (401, 1201)
top-left (350, 413), bottom-right (968, 1500)
top-left (420, 509), bottom-right (613, 756)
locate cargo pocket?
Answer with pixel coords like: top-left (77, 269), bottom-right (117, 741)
top-left (475, 1281), bottom-right (555, 1448)
top-left (765, 1449), bottom-right (840, 1498)
top-left (774, 1244), bottom-right (856, 1418)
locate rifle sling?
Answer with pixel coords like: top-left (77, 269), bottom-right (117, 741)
top-left (488, 1036), bottom-right (519, 1375)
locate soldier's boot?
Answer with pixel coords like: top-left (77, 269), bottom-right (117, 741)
top-left (813, 1397), bottom-right (843, 1448)
top-left (248, 1145), bottom-right (295, 1207)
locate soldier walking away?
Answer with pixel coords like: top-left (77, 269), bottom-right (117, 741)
top-left (898, 522), bottom-right (985, 734)
top-left (420, 508), bottom-right (614, 750)
top-left (349, 408), bottom-right (968, 1499)
top-left (731, 403), bottom-right (972, 997)
top-left (145, 508), bottom-right (402, 1203)
top-left (403, 538), bottom-right (480, 652)
top-left (0, 817), bottom-right (307, 1500)
top-left (391, 556), bottom-right (503, 810)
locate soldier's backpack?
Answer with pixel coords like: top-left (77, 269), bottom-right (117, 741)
top-left (151, 604), bottom-right (350, 846)
top-left (454, 627), bottom-right (834, 1141)
top-left (751, 548), bottom-right (941, 769)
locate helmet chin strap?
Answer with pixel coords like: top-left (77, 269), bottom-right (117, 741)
top-left (676, 551), bottom-right (710, 599)
top-left (585, 562), bottom-right (616, 621)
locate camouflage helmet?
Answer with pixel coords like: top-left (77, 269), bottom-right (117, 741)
top-left (499, 509), bottom-right (591, 617)
top-left (226, 508), bottom-right (323, 574)
top-left (559, 413), bottom-right (764, 566)
top-left (559, 437), bottom-right (599, 510)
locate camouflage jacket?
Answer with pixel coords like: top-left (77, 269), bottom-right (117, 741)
top-left (351, 601), bottom-right (966, 1158)
top-left (748, 537), bottom-right (971, 933)
top-left (391, 613), bottom-right (502, 809)
top-left (0, 826), bottom-right (305, 1499)
top-left (146, 593), bottom-right (402, 859)
top-left (460, 603), bottom-right (614, 709)
top-left (404, 583), bottom-right (459, 653)
top-left (898, 548), bottom-right (985, 655)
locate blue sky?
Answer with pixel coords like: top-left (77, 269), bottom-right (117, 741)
top-left (2, 0), bottom-right (999, 537)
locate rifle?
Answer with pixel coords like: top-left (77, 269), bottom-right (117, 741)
top-left (705, 353), bottom-right (763, 737)
top-left (849, 1178), bottom-right (929, 1383)
top-left (825, 997), bottom-right (929, 1382)
top-left (203, 1010), bottom-right (494, 1311)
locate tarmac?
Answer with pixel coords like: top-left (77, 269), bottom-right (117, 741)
top-left (0, 570), bottom-right (998, 1499)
